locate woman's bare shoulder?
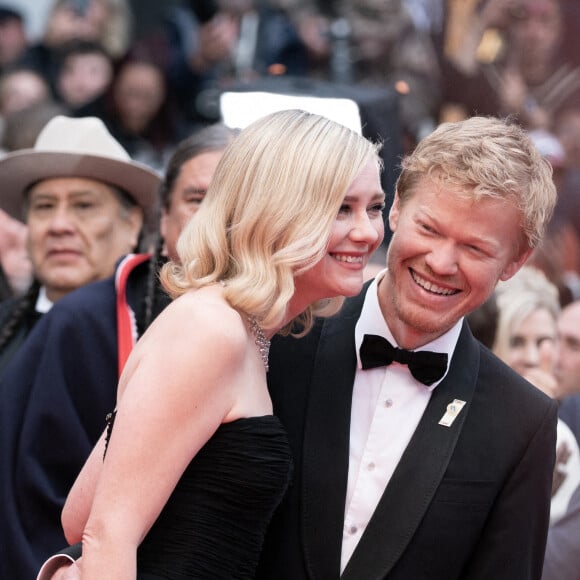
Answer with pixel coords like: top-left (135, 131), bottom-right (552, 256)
top-left (135, 286), bottom-right (248, 367)
top-left (117, 286), bottom-right (249, 408)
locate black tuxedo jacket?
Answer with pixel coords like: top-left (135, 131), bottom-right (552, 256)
top-left (258, 284), bottom-right (558, 580)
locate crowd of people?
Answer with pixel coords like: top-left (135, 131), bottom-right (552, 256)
top-left (1, 0), bottom-right (580, 579)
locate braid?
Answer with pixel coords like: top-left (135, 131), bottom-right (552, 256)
top-left (0, 266), bottom-right (13, 301)
top-left (0, 280), bottom-right (40, 354)
top-left (139, 236), bottom-right (165, 334)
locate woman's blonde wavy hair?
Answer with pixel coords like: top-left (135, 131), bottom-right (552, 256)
top-left (161, 109), bottom-right (381, 335)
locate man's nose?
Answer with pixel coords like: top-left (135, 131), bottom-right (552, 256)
top-left (47, 206), bottom-right (77, 233)
top-left (424, 240), bottom-right (459, 276)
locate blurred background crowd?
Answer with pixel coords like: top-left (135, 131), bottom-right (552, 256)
top-left (0, 0), bottom-right (578, 163)
top-left (3, 0), bottom-right (580, 302)
top-left (2, 1), bottom-right (580, 578)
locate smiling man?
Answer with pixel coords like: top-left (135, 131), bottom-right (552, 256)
top-left (258, 116), bottom-right (560, 580)
top-left (0, 115), bottom-right (160, 374)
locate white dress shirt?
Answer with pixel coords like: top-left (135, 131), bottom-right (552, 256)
top-left (35, 286), bottom-right (53, 314)
top-left (341, 271), bottom-right (462, 572)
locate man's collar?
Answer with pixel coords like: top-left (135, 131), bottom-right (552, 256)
top-left (355, 270), bottom-right (462, 388)
top-left (35, 286), bottom-right (53, 314)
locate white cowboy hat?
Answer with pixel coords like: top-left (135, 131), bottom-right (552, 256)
top-left (0, 115), bottom-right (161, 232)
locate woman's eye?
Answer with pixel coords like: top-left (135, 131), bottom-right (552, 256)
top-left (368, 203), bottom-right (385, 214)
top-left (537, 337), bottom-right (554, 348)
top-left (185, 196), bottom-right (204, 206)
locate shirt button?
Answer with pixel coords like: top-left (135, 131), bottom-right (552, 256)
top-left (367, 462), bottom-right (375, 471)
top-left (349, 525), bottom-right (358, 535)
top-left (384, 398), bottom-right (393, 407)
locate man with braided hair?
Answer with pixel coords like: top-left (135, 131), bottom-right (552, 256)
top-left (0, 115), bottom-right (160, 376)
top-left (0, 123), bottom-right (237, 580)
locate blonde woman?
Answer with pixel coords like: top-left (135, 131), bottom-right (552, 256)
top-left (494, 266), bottom-right (580, 524)
top-left (56, 110), bottom-right (385, 579)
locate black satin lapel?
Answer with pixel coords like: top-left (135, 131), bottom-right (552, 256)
top-left (341, 322), bottom-right (480, 580)
top-left (301, 288), bottom-right (368, 580)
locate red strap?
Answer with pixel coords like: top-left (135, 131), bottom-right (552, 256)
top-left (115, 253), bottom-right (151, 377)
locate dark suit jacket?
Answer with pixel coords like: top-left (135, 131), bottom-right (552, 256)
top-left (0, 290), bottom-right (41, 376)
top-left (258, 284), bottom-right (558, 580)
top-left (542, 480), bottom-right (580, 580)
top-left (559, 394), bottom-right (580, 449)
top-left (0, 258), bottom-right (169, 579)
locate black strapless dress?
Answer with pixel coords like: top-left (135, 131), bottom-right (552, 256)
top-left (107, 415), bottom-right (292, 579)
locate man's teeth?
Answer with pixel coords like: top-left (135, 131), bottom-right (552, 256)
top-left (334, 254), bottom-right (363, 263)
top-left (412, 271), bottom-right (456, 295)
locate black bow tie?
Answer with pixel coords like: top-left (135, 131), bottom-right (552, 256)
top-left (359, 334), bottom-right (448, 386)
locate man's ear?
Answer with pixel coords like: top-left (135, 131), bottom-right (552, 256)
top-left (388, 192), bottom-right (401, 233)
top-left (499, 247), bottom-right (534, 281)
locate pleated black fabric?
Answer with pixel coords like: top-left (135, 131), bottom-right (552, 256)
top-left (134, 415), bottom-right (292, 579)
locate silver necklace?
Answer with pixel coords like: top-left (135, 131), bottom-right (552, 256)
top-left (247, 315), bottom-right (270, 372)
